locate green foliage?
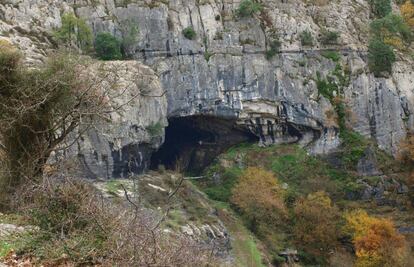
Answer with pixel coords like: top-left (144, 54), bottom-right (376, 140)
top-left (265, 39), bottom-right (281, 59)
top-left (300, 30), bottom-right (314, 46)
top-left (316, 73), bottom-right (337, 100)
top-left (94, 32), bottom-right (122, 60)
top-left (0, 241), bottom-right (12, 259)
top-left (204, 166), bottom-right (242, 202)
top-left (370, 14), bottom-right (412, 44)
top-left (321, 50), bottom-right (341, 62)
top-left (236, 0), bottom-right (263, 17)
top-left (54, 13), bottom-right (93, 51)
top-left (340, 130), bottom-right (368, 167)
top-left (146, 122), bottom-right (164, 137)
top-left (368, 38), bottom-right (396, 76)
top-left (182, 27), bottom-right (197, 40)
top-left (370, 0), bottom-right (392, 18)
top-left (320, 30), bottom-right (340, 45)
top-left (120, 19), bottom-right (139, 58)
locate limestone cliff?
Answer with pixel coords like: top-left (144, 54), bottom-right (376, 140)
top-left (1, 0), bottom-right (413, 177)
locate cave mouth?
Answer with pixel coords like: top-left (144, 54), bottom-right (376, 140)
top-left (150, 115), bottom-right (259, 174)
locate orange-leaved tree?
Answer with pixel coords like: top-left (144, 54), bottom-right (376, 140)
top-left (230, 167), bottom-right (287, 232)
top-left (344, 209), bottom-right (410, 267)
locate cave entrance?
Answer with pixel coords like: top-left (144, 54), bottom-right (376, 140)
top-left (150, 116), bottom-right (258, 173)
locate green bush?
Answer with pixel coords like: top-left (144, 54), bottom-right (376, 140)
top-left (320, 30), bottom-right (339, 45)
top-left (368, 38), bottom-right (396, 76)
top-left (236, 0), bottom-right (263, 17)
top-left (265, 39), bottom-right (281, 59)
top-left (94, 32), bottom-right (122, 60)
top-left (300, 30), bottom-right (314, 46)
top-left (146, 122), bottom-right (164, 137)
top-left (316, 73), bottom-right (337, 100)
top-left (369, 0), bottom-right (392, 18)
top-left (321, 51), bottom-right (341, 62)
top-left (182, 27), bottom-right (197, 40)
top-left (370, 14), bottom-right (412, 44)
top-left (54, 13), bottom-right (93, 51)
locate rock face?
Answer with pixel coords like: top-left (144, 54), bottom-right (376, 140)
top-left (66, 61), bottom-right (168, 179)
top-left (1, 0), bottom-right (414, 177)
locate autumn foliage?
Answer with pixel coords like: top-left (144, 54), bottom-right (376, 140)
top-left (401, 1), bottom-right (414, 27)
top-left (344, 210), bottom-right (410, 267)
top-left (293, 191), bottom-right (340, 257)
top-left (231, 167), bottom-right (287, 225)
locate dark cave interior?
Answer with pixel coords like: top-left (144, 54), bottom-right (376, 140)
top-left (150, 115), bottom-right (258, 173)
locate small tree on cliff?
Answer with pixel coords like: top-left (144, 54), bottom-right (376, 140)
top-left (55, 13), bottom-right (93, 51)
top-left (0, 41), bottom-right (132, 205)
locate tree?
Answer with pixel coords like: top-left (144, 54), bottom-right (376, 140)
top-left (368, 38), bottom-right (395, 76)
top-left (344, 210), bottom-right (410, 267)
top-left (94, 32), bottom-right (122, 60)
top-left (0, 42), bottom-right (125, 203)
top-left (401, 1), bottom-right (414, 27)
top-left (55, 13), bottom-right (93, 51)
top-left (370, 0), bottom-right (392, 18)
top-left (230, 167), bottom-right (287, 230)
top-left (236, 0), bottom-right (263, 17)
top-left (120, 18), bottom-right (140, 58)
top-left (293, 191), bottom-right (340, 258)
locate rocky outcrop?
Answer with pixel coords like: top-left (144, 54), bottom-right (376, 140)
top-left (65, 61), bottom-right (168, 179)
top-left (72, 0), bottom-right (413, 154)
top-left (1, 0), bottom-right (414, 176)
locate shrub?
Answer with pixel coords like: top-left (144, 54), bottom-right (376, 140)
top-left (13, 177), bottom-right (216, 266)
top-left (94, 32), bottom-right (122, 60)
top-left (370, 0), bottom-right (392, 18)
top-left (54, 13), bottom-right (93, 51)
top-left (231, 167), bottom-right (287, 229)
top-left (344, 210), bottom-right (410, 267)
top-left (119, 19), bottom-right (139, 58)
top-left (236, 0), bottom-right (263, 17)
top-left (204, 166), bottom-right (242, 202)
top-left (182, 27), bottom-right (197, 40)
top-left (368, 38), bottom-right (396, 76)
top-left (146, 121), bottom-right (164, 137)
top-left (401, 0), bottom-right (414, 27)
top-left (265, 38), bottom-right (281, 59)
top-left (371, 14), bottom-right (412, 46)
top-left (320, 30), bottom-right (340, 45)
top-left (321, 50), bottom-right (341, 62)
top-left (316, 73), bottom-right (337, 100)
top-left (300, 30), bottom-right (314, 46)
top-left (293, 191), bottom-right (340, 260)
top-left (0, 48), bottom-right (108, 202)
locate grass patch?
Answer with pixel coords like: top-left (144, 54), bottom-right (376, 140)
top-left (0, 240), bottom-right (13, 259)
top-left (321, 50), bottom-right (341, 62)
top-left (213, 201), bottom-right (266, 267)
top-left (202, 166), bottom-right (243, 202)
